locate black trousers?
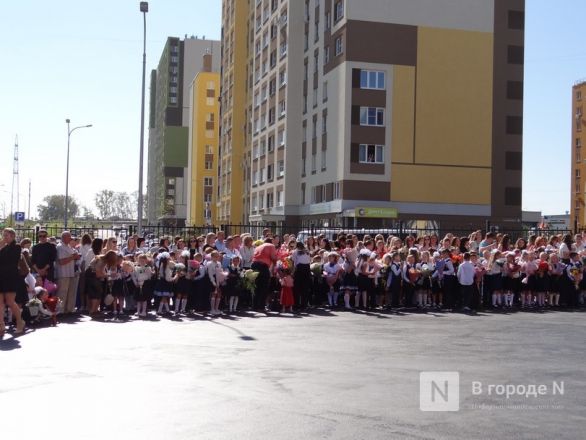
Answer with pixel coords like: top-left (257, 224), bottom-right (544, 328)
top-left (294, 264), bottom-right (312, 308)
top-left (460, 284), bottom-right (474, 309)
top-left (443, 275), bottom-right (457, 308)
top-left (251, 261), bottom-right (270, 309)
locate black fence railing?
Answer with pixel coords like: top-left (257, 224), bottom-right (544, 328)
top-left (10, 224), bottom-right (574, 246)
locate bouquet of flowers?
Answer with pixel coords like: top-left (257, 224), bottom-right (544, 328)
top-left (277, 257), bottom-right (294, 273)
top-left (408, 267), bottom-right (420, 284)
top-left (26, 297), bottom-right (42, 317)
top-left (435, 259), bottom-right (446, 279)
top-left (310, 262), bottom-right (323, 277)
top-left (242, 269), bottom-right (260, 293)
top-left (420, 264), bottom-right (433, 279)
top-left (378, 265), bottom-right (389, 289)
top-left (43, 278), bottom-right (58, 295)
top-left (474, 265), bottom-right (486, 285)
top-left (570, 267), bottom-right (582, 289)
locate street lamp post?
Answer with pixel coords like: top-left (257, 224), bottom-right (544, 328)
top-left (65, 119), bottom-right (92, 229)
top-left (137, 1), bottom-right (149, 236)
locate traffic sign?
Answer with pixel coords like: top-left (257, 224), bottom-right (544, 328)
top-left (14, 212), bottom-right (25, 223)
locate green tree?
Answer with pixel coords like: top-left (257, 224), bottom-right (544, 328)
top-left (37, 195), bottom-right (79, 221)
top-left (113, 192), bottom-right (133, 219)
top-left (94, 189), bottom-right (115, 219)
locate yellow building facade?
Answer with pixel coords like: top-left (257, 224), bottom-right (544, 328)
top-left (217, 0), bottom-right (251, 224)
top-left (187, 63), bottom-right (220, 226)
top-left (571, 80), bottom-right (586, 230)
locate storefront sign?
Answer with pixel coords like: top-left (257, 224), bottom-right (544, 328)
top-left (355, 207), bottom-right (398, 219)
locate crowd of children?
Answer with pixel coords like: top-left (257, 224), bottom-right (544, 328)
top-left (2, 228), bottom-right (586, 336)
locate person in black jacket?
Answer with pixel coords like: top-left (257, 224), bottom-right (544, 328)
top-left (0, 228), bottom-right (25, 336)
top-left (31, 229), bottom-right (57, 281)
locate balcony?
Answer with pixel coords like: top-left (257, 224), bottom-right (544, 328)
top-left (279, 14), bottom-right (288, 29)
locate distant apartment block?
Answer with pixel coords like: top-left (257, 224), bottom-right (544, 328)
top-left (571, 79), bottom-right (586, 230)
top-left (187, 53), bottom-right (220, 226)
top-left (238, 0), bottom-right (524, 228)
top-left (147, 36), bottom-right (220, 225)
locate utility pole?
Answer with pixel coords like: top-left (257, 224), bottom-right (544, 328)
top-left (137, 1), bottom-right (149, 236)
top-left (10, 135), bottom-right (19, 224)
top-left (28, 179), bottom-right (31, 221)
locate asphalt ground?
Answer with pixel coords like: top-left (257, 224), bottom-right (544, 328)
top-left (1, 308), bottom-right (585, 440)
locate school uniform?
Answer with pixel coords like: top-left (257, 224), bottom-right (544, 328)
top-left (191, 264), bottom-right (208, 311)
top-left (402, 263), bottom-right (417, 307)
top-left (388, 262), bottom-right (402, 307)
top-left (441, 259), bottom-right (456, 309)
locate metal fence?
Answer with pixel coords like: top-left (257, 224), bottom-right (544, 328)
top-left (10, 224), bottom-right (574, 246)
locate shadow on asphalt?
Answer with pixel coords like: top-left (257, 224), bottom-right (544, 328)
top-left (206, 318), bottom-right (257, 341)
top-left (0, 335), bottom-right (22, 351)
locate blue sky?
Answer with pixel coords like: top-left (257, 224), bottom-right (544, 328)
top-left (0, 0), bottom-right (583, 220)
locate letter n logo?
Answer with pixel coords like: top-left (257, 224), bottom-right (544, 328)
top-left (420, 372), bottom-right (460, 411)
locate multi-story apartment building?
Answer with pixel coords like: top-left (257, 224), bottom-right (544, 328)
top-left (217, 0), bottom-right (252, 224)
top-left (147, 36), bottom-right (220, 225)
top-left (571, 79), bottom-right (586, 230)
top-left (187, 53), bottom-right (220, 225)
top-left (245, 0), bottom-right (525, 229)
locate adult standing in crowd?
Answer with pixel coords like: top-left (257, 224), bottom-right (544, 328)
top-left (0, 228), bottom-right (25, 335)
top-left (215, 231), bottom-right (226, 253)
top-left (291, 242), bottom-right (312, 311)
top-left (122, 236), bottom-right (138, 257)
top-left (56, 231), bottom-right (81, 314)
top-left (31, 229), bottom-right (57, 281)
top-left (78, 234), bottom-right (93, 313)
top-left (239, 235), bottom-right (255, 269)
top-left (222, 236), bottom-right (241, 269)
top-left (251, 238), bottom-right (277, 311)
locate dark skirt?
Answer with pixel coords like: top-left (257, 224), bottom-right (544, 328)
top-left (0, 270), bottom-right (21, 293)
top-left (503, 276), bottom-right (520, 292)
top-left (521, 274), bottom-right (535, 292)
top-left (549, 275), bottom-right (561, 294)
top-left (485, 274), bottom-right (503, 293)
top-left (135, 279), bottom-right (154, 302)
top-left (154, 278), bottom-right (173, 296)
top-left (417, 276), bottom-right (432, 291)
top-left (533, 273), bottom-right (550, 293)
top-left (111, 279), bottom-right (126, 298)
top-left (357, 274), bottom-right (373, 292)
top-left (431, 277), bottom-right (442, 294)
top-left (85, 273), bottom-right (104, 300)
top-left (223, 278), bottom-right (242, 298)
top-left (175, 277), bottom-right (191, 295)
top-left (340, 271), bottom-right (358, 291)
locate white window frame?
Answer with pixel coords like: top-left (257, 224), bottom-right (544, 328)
top-left (360, 70), bottom-right (386, 90)
top-left (334, 0), bottom-right (344, 22)
top-left (359, 144), bottom-right (384, 164)
top-left (335, 37), bottom-right (343, 56)
top-left (359, 107), bottom-right (385, 126)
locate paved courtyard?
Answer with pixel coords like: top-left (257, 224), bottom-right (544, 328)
top-left (1, 309), bottom-right (585, 440)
